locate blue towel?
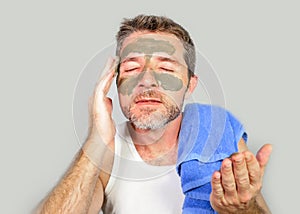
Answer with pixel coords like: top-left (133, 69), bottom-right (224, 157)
top-left (176, 103), bottom-right (247, 213)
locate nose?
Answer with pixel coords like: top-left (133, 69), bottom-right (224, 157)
top-left (138, 70), bottom-right (159, 88)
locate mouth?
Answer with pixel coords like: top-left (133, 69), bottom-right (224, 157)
top-left (133, 90), bottom-right (165, 106)
top-left (135, 98), bottom-right (162, 105)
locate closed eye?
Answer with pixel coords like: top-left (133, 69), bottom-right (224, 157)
top-left (159, 67), bottom-right (174, 72)
top-left (120, 61), bottom-right (141, 73)
top-left (124, 67), bottom-right (140, 72)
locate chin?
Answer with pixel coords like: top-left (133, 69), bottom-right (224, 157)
top-left (130, 110), bottom-right (181, 130)
top-left (132, 119), bottom-right (168, 130)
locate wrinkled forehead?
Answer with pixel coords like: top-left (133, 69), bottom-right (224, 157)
top-left (119, 34), bottom-right (186, 64)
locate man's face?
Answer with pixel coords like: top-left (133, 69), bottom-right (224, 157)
top-left (117, 32), bottom-right (193, 130)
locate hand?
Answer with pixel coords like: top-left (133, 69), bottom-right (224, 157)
top-left (87, 57), bottom-right (118, 144)
top-left (210, 144), bottom-right (272, 213)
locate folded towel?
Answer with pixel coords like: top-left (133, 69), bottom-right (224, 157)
top-left (183, 182), bottom-right (217, 213)
top-left (183, 196), bottom-right (216, 214)
top-left (179, 160), bottom-right (223, 195)
top-left (176, 103), bottom-right (247, 213)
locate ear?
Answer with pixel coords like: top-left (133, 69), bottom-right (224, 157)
top-left (186, 75), bottom-right (198, 97)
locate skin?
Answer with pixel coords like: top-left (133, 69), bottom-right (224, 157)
top-left (210, 140), bottom-right (272, 213)
top-left (36, 31), bottom-right (272, 214)
top-left (116, 34), bottom-right (192, 131)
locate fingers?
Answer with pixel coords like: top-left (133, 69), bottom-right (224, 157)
top-left (95, 57), bottom-right (119, 96)
top-left (211, 146), bottom-right (271, 212)
top-left (231, 153), bottom-right (251, 203)
top-left (211, 171), bottom-right (224, 200)
top-left (256, 144), bottom-right (272, 175)
top-left (212, 153), bottom-right (259, 202)
top-left (221, 158), bottom-right (237, 199)
top-left (93, 57), bottom-right (118, 114)
top-left (244, 151), bottom-right (261, 187)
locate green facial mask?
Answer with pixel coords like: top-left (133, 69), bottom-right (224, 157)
top-left (120, 38), bottom-right (176, 60)
top-left (118, 37), bottom-right (185, 95)
top-left (118, 71), bottom-right (183, 96)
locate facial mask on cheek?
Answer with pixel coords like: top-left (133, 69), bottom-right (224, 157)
top-left (118, 71), bottom-right (184, 96)
top-left (117, 72), bottom-right (145, 96)
top-left (153, 72), bottom-right (183, 91)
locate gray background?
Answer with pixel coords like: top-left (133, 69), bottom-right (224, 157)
top-left (1, 0), bottom-right (298, 213)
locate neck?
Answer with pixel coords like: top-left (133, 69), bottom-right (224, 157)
top-left (127, 114), bottom-right (182, 165)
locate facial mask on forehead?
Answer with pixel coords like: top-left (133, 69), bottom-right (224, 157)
top-left (120, 38), bottom-right (176, 59)
top-left (118, 71), bottom-right (184, 96)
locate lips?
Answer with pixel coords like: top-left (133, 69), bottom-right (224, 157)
top-left (135, 98), bottom-right (162, 104)
top-left (134, 91), bottom-right (163, 105)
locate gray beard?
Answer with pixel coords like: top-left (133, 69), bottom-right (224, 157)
top-left (123, 90), bottom-right (183, 130)
top-left (128, 104), bottom-right (181, 130)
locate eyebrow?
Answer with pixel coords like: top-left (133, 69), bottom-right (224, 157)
top-left (155, 56), bottom-right (179, 64)
top-left (121, 55), bottom-right (179, 65)
top-left (120, 56), bottom-right (141, 64)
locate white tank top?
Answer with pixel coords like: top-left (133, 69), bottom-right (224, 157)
top-left (102, 123), bottom-right (185, 214)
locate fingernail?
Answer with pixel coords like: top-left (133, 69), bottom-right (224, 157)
top-left (225, 160), bottom-right (231, 168)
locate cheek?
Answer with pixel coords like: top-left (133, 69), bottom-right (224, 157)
top-left (117, 73), bottom-right (144, 96)
top-left (118, 94), bottom-right (132, 117)
top-left (159, 84), bottom-right (187, 110)
top-left (117, 77), bottom-right (138, 96)
top-left (118, 93), bottom-right (130, 106)
top-left (153, 72), bottom-right (187, 91)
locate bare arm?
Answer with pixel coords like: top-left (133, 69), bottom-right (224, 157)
top-left (36, 58), bottom-right (117, 214)
top-left (38, 149), bottom-right (101, 214)
top-left (210, 139), bottom-right (272, 214)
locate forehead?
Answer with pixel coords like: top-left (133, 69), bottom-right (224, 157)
top-left (119, 32), bottom-right (186, 62)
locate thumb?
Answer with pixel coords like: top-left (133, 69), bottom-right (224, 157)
top-left (256, 144), bottom-right (273, 176)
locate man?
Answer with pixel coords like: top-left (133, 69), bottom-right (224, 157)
top-left (38, 15), bottom-right (272, 213)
